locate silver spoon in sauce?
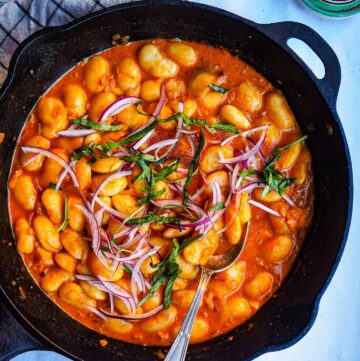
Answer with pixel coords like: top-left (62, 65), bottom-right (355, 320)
top-left (164, 221), bottom-right (250, 361)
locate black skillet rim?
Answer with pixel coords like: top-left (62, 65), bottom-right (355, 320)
top-left (0, 1), bottom-right (353, 360)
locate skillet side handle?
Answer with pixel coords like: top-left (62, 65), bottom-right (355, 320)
top-left (257, 21), bottom-right (341, 105)
top-left (0, 301), bottom-right (48, 361)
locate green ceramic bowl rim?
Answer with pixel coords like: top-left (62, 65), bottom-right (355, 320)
top-left (303, 0), bottom-right (360, 17)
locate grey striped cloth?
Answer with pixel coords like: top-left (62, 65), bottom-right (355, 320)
top-left (0, 0), bottom-right (132, 86)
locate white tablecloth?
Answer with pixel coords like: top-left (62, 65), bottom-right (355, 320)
top-left (4, 0), bottom-right (360, 360)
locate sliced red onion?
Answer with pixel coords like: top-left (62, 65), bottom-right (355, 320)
top-left (220, 134), bottom-right (240, 147)
top-left (96, 208), bottom-right (106, 226)
top-left (218, 150), bottom-right (233, 172)
top-left (212, 181), bottom-right (221, 205)
top-left (131, 247), bottom-right (160, 303)
top-left (21, 146), bottom-right (80, 188)
top-left (219, 128), bottom-right (267, 164)
top-left (248, 199), bottom-right (281, 217)
top-left (177, 168), bottom-right (189, 175)
top-left (57, 129), bottom-right (96, 137)
top-left (187, 135), bottom-right (195, 157)
top-left (99, 96), bottom-right (141, 123)
top-left (153, 83), bottom-right (166, 117)
top-left (152, 199), bottom-right (208, 220)
top-left (109, 239), bottom-right (149, 262)
top-left (241, 124), bottom-right (270, 138)
top-left (98, 276), bottom-right (133, 299)
top-left (247, 137), bottom-right (265, 163)
top-left (96, 197), bottom-right (127, 220)
top-left (109, 293), bottom-right (115, 314)
top-left (179, 129), bottom-right (198, 135)
top-left (142, 138), bottom-right (178, 154)
top-left (22, 153), bottom-right (43, 168)
top-left (132, 128), bottom-right (155, 150)
top-left (122, 84), bottom-right (166, 140)
top-left (180, 217), bottom-right (210, 228)
top-left (56, 160), bottom-right (76, 191)
top-left (230, 163), bottom-right (241, 193)
top-left (91, 170), bottom-right (132, 210)
top-left (75, 203), bottom-right (101, 253)
top-left (113, 225), bottom-right (133, 240)
top-left (191, 185), bottom-right (205, 202)
top-left (112, 145), bottom-right (131, 157)
top-left (97, 304), bottom-right (164, 320)
top-left (85, 305), bottom-right (108, 320)
top-left (241, 160), bottom-right (248, 170)
top-left (282, 193), bottom-right (297, 207)
top-left (236, 182), bottom-right (264, 195)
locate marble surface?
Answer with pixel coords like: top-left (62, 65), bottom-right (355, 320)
top-left (13, 0), bottom-right (360, 360)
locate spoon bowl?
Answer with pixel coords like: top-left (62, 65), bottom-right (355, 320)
top-left (165, 221), bottom-right (250, 361)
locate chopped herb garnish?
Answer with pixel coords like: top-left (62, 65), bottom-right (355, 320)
top-left (71, 144), bottom-right (108, 161)
top-left (239, 169), bottom-right (261, 178)
top-left (104, 120), bottom-right (158, 151)
top-left (137, 169), bottom-right (166, 206)
top-left (183, 130), bottom-right (205, 205)
top-left (163, 268), bottom-right (180, 308)
top-left (49, 182), bottom-right (58, 190)
top-left (123, 264), bottom-right (132, 275)
top-left (121, 152), bottom-right (155, 163)
top-left (158, 112), bottom-right (238, 134)
top-left (137, 234), bottom-right (203, 308)
top-left (239, 136), bottom-right (307, 197)
top-left (208, 84), bottom-right (229, 94)
top-left (110, 206), bottom-right (145, 245)
top-left (72, 118), bottom-right (124, 132)
top-left (207, 123), bottom-right (239, 134)
top-left (126, 212), bottom-right (182, 226)
top-left (57, 193), bottom-right (69, 232)
top-left (209, 201), bottom-right (225, 211)
top-left (273, 135), bottom-right (308, 154)
top-left (135, 102), bottom-right (154, 117)
top-left (154, 159), bottom-right (179, 182)
top-left (260, 156), bottom-right (296, 197)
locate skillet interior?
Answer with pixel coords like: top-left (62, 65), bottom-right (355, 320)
top-left (0, 1), bottom-right (352, 360)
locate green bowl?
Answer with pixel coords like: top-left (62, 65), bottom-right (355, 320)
top-left (302, 0), bottom-right (360, 17)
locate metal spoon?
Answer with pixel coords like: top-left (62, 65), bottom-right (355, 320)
top-left (165, 221), bottom-right (250, 361)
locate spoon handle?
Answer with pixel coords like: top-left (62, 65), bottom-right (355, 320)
top-left (164, 268), bottom-right (213, 361)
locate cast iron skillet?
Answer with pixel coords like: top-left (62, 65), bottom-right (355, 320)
top-left (0, 1), bottom-right (353, 360)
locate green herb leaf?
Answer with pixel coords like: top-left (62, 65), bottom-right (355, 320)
top-left (178, 234), bottom-right (203, 252)
top-left (208, 84), bottom-right (229, 94)
top-left (136, 169), bottom-right (167, 206)
top-left (138, 233), bottom-right (203, 308)
top-left (239, 169), bottom-right (261, 178)
top-left (122, 152), bottom-right (155, 163)
top-left (209, 123), bottom-right (239, 134)
top-left (273, 135), bottom-right (308, 154)
top-left (183, 130), bottom-right (205, 205)
top-left (164, 271), bottom-right (180, 308)
top-left (49, 182), bottom-right (57, 190)
top-left (57, 193), bottom-right (68, 232)
top-left (71, 144), bottom-right (107, 161)
top-left (126, 212), bottom-right (182, 226)
top-left (72, 118), bottom-right (124, 131)
top-left (154, 159), bottom-right (179, 182)
top-left (105, 120), bottom-right (158, 151)
top-left (259, 155), bottom-right (296, 197)
top-left (209, 201), bottom-right (225, 211)
top-left (123, 264), bottom-right (132, 275)
top-left (137, 274), bottom-right (168, 307)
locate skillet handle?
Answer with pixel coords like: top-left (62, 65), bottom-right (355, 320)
top-left (257, 21), bottom-right (341, 105)
top-left (0, 301), bottom-right (48, 360)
